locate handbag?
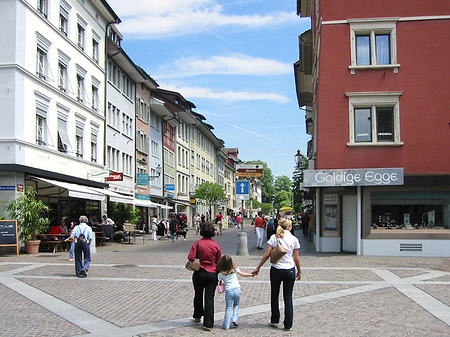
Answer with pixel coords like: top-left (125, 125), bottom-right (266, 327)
top-left (217, 280), bottom-right (225, 294)
top-left (186, 241), bottom-right (201, 271)
top-left (270, 237), bottom-right (287, 264)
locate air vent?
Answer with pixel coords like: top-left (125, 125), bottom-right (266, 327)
top-left (400, 243), bottom-right (422, 252)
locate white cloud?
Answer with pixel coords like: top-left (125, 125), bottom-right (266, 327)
top-left (156, 54), bottom-right (291, 78)
top-left (160, 84), bottom-right (290, 103)
top-left (228, 124), bottom-right (284, 145)
top-left (107, 0), bottom-right (297, 38)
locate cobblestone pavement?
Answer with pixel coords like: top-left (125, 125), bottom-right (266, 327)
top-left (0, 222), bottom-right (449, 337)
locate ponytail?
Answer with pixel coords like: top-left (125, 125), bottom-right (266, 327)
top-left (276, 219), bottom-right (292, 239)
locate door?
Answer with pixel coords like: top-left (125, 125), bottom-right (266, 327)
top-left (342, 195), bottom-right (357, 253)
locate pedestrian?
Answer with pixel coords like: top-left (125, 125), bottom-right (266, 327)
top-left (215, 212), bottom-right (223, 235)
top-left (252, 219), bottom-right (301, 331)
top-left (236, 213), bottom-right (242, 229)
top-left (217, 255), bottom-right (254, 329)
top-left (201, 213), bottom-right (206, 223)
top-left (301, 213), bottom-right (310, 237)
top-left (194, 213), bottom-right (201, 234)
top-left (169, 214), bottom-right (178, 242)
top-left (254, 211), bottom-right (266, 249)
top-left (70, 215), bottom-right (93, 278)
top-left (187, 222), bottom-right (222, 331)
top-left (151, 216), bottom-right (158, 241)
top-left (64, 220), bottom-right (76, 262)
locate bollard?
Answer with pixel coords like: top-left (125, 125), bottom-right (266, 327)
top-left (236, 231), bottom-right (249, 256)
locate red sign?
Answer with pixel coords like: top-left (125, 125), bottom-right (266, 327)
top-left (107, 172), bottom-right (123, 181)
top-left (236, 169), bottom-right (263, 177)
top-left (17, 184), bottom-right (24, 192)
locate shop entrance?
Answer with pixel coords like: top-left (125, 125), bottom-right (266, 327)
top-left (342, 195), bottom-right (357, 253)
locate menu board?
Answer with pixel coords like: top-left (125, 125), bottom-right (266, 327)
top-left (0, 220), bottom-right (19, 255)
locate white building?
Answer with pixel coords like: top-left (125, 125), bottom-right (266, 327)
top-left (0, 0), bottom-right (120, 223)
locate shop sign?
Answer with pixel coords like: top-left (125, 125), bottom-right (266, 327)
top-left (137, 173), bottom-right (149, 185)
top-left (165, 184), bottom-right (175, 191)
top-left (17, 184), bottom-right (24, 192)
top-left (0, 186), bottom-right (15, 191)
top-left (136, 194), bottom-right (150, 201)
top-left (304, 168), bottom-right (404, 187)
top-left (106, 172), bottom-right (123, 181)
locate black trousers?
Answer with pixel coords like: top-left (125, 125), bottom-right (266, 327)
top-left (192, 269), bottom-right (217, 328)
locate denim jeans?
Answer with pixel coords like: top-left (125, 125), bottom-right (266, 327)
top-left (193, 269), bottom-right (217, 328)
top-left (69, 241), bottom-right (75, 259)
top-left (270, 266), bottom-right (296, 330)
top-left (223, 287), bottom-right (241, 329)
top-left (75, 243), bottom-right (91, 276)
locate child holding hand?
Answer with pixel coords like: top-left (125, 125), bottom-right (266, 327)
top-left (217, 255), bottom-right (254, 329)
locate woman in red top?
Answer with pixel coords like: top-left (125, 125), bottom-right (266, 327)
top-left (188, 222), bottom-right (222, 331)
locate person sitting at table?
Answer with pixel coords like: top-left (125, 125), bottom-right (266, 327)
top-left (89, 214), bottom-right (100, 231)
top-left (101, 214), bottom-right (114, 240)
top-left (113, 221), bottom-right (126, 242)
top-left (61, 218), bottom-right (69, 234)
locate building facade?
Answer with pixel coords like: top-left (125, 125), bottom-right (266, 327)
top-left (296, 0), bottom-right (450, 256)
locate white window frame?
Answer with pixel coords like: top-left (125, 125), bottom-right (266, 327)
top-left (90, 125), bottom-right (98, 163)
top-left (349, 19), bottom-right (400, 74)
top-left (35, 93), bottom-right (50, 146)
top-left (57, 116), bottom-right (71, 153)
top-left (346, 91), bottom-right (403, 146)
top-left (76, 15), bottom-right (87, 51)
top-left (59, 0), bottom-right (71, 36)
top-left (75, 123), bottom-right (84, 158)
top-left (36, 32), bottom-right (51, 80)
top-left (92, 30), bottom-right (101, 64)
top-left (37, 0), bottom-right (48, 18)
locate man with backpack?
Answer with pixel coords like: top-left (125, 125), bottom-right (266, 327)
top-left (70, 215), bottom-right (93, 278)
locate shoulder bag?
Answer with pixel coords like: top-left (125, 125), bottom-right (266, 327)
top-left (269, 237), bottom-right (287, 264)
top-left (185, 241), bottom-right (201, 271)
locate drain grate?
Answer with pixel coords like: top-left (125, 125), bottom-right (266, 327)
top-left (400, 243), bottom-right (422, 252)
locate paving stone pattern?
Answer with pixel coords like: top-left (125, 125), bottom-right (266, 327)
top-left (0, 225), bottom-right (449, 336)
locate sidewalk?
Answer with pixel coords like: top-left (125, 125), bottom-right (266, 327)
top-left (0, 223), bottom-right (449, 336)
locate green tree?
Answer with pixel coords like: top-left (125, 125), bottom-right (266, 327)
top-left (260, 203), bottom-right (274, 215)
top-left (292, 154), bottom-right (308, 213)
top-left (193, 182), bottom-right (227, 217)
top-left (245, 160), bottom-right (275, 203)
top-left (108, 203), bottom-right (140, 225)
top-left (273, 190), bottom-right (292, 210)
top-left (274, 175), bottom-right (292, 192)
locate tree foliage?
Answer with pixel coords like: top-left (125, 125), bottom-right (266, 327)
top-left (273, 190), bottom-right (292, 210)
top-left (6, 187), bottom-right (50, 241)
top-left (108, 203), bottom-right (140, 225)
top-left (274, 175), bottom-right (292, 193)
top-left (193, 182), bottom-right (227, 216)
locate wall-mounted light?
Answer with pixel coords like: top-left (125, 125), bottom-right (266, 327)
top-left (149, 164), bottom-right (162, 179)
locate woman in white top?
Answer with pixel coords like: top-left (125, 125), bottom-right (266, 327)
top-left (252, 219), bottom-right (301, 331)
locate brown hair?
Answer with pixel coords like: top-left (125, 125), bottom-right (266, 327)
top-left (217, 255), bottom-right (236, 275)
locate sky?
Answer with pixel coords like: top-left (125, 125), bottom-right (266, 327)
top-left (107, 0), bottom-right (311, 179)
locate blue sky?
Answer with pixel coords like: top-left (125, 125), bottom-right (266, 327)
top-left (108, 0), bottom-right (311, 179)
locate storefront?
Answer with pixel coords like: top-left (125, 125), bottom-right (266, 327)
top-left (304, 168), bottom-right (450, 257)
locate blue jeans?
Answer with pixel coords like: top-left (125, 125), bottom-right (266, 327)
top-left (69, 241), bottom-right (75, 259)
top-left (223, 287), bottom-right (241, 329)
top-left (270, 267), bottom-right (296, 330)
top-left (75, 243), bottom-right (91, 276)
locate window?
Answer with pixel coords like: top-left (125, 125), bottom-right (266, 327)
top-left (76, 125), bottom-right (83, 158)
top-left (92, 85), bottom-right (99, 111)
top-left (76, 16), bottom-right (87, 50)
top-left (76, 75), bottom-right (84, 102)
top-left (349, 20), bottom-right (399, 73)
top-left (346, 92), bottom-right (403, 145)
top-left (57, 117), bottom-right (70, 153)
top-left (90, 131), bottom-right (97, 162)
top-left (36, 33), bottom-right (50, 80)
top-left (35, 94), bottom-right (50, 146)
top-left (137, 130), bottom-right (148, 154)
top-left (59, 1), bottom-right (71, 36)
top-left (58, 50), bottom-right (70, 92)
top-left (151, 140), bottom-right (159, 158)
top-left (122, 113), bottom-right (132, 137)
top-left (77, 24), bottom-right (85, 50)
top-left (92, 31), bottom-right (100, 63)
top-left (37, 0), bottom-right (48, 18)
top-left (107, 146), bottom-right (120, 171)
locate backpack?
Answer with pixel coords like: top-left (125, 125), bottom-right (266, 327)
top-left (267, 219), bottom-right (275, 231)
top-left (77, 227), bottom-right (88, 248)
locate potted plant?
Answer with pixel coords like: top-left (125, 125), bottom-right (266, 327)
top-left (6, 186), bottom-right (49, 254)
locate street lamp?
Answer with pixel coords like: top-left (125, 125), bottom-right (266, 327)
top-left (295, 150), bottom-right (303, 168)
top-left (149, 164), bottom-right (162, 179)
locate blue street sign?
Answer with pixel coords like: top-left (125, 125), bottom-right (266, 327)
top-left (165, 184), bottom-right (175, 191)
top-left (235, 180), bottom-right (249, 195)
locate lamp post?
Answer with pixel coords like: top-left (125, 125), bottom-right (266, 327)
top-left (293, 150), bottom-right (304, 212)
top-left (149, 164), bottom-right (162, 180)
top-left (295, 149), bottom-right (303, 169)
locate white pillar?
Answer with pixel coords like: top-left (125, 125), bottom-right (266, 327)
top-left (357, 186), bottom-right (362, 256)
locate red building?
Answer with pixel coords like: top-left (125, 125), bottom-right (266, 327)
top-left (295, 0), bottom-right (450, 256)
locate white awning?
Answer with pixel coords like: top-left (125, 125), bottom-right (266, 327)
top-left (133, 199), bottom-right (172, 209)
top-left (34, 177), bottom-right (105, 201)
top-left (86, 187), bottom-right (134, 204)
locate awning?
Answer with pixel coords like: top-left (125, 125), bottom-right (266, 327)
top-left (86, 187), bottom-right (134, 204)
top-left (33, 177), bottom-right (105, 201)
top-left (133, 199), bottom-right (172, 209)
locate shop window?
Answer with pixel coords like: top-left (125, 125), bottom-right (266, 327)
top-left (370, 190), bottom-right (450, 235)
top-left (322, 193), bottom-right (340, 237)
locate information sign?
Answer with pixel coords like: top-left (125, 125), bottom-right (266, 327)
top-left (236, 180), bottom-right (250, 195)
top-left (0, 220), bottom-right (19, 255)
